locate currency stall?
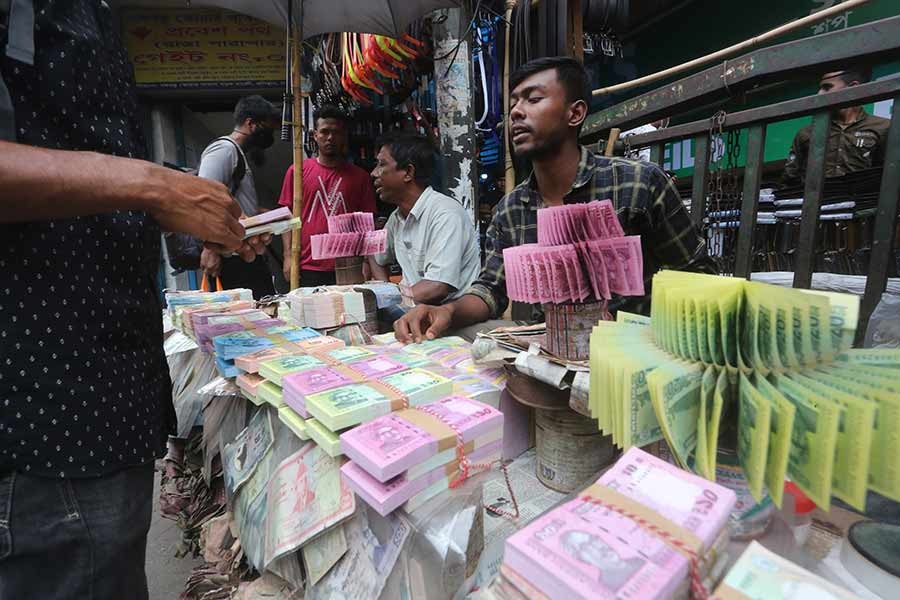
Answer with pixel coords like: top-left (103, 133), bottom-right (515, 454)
top-left (162, 285), bottom-right (517, 599)
top-left (162, 206), bottom-right (900, 600)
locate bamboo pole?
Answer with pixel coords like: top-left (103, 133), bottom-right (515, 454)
top-left (503, 0), bottom-right (517, 195)
top-left (289, 21), bottom-right (304, 290)
top-left (591, 0), bottom-right (870, 97)
top-left (604, 128), bottom-right (620, 157)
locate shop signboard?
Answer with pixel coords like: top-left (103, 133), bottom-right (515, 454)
top-left (122, 8), bottom-right (286, 90)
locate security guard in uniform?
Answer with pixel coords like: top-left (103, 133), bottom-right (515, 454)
top-left (781, 68), bottom-right (891, 187)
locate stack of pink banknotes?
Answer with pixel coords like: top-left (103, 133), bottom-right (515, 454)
top-left (310, 211), bottom-right (387, 259)
top-left (339, 396), bottom-right (504, 516)
top-left (504, 200), bottom-right (644, 304)
top-left (498, 448), bottom-right (735, 600)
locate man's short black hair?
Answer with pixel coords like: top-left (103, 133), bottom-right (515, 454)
top-left (314, 105), bottom-right (350, 129)
top-left (233, 95), bottom-right (277, 126)
top-left (830, 67), bottom-right (872, 86)
top-left (510, 56), bottom-right (589, 106)
top-left (377, 132), bottom-right (435, 186)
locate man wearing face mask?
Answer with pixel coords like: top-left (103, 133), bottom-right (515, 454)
top-left (198, 95), bottom-right (280, 297)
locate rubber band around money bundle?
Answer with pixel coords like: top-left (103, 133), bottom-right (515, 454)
top-left (579, 486), bottom-right (710, 600)
top-left (413, 403), bottom-right (520, 521)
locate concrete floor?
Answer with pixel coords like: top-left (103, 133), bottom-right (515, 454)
top-left (147, 472), bottom-right (204, 600)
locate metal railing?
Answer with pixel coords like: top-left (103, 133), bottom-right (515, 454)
top-left (581, 16), bottom-right (900, 343)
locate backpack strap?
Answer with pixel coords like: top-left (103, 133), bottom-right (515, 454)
top-left (214, 136), bottom-right (248, 195)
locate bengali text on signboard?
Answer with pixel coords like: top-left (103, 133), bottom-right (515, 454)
top-left (122, 8), bottom-right (286, 90)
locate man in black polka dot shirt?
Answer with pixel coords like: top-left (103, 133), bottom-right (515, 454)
top-left (0, 1), bottom-right (267, 597)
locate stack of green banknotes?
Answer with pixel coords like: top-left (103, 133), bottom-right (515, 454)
top-left (590, 270), bottom-right (900, 512)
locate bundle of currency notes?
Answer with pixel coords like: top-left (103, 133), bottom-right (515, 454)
top-left (290, 289), bottom-right (367, 328)
top-left (282, 365), bottom-right (367, 418)
top-left (234, 345), bottom-right (304, 374)
top-left (165, 291), bottom-right (254, 334)
top-left (714, 541), bottom-right (862, 599)
top-left (213, 326), bottom-right (322, 360)
top-left (590, 270), bottom-right (900, 512)
top-left (503, 200), bottom-right (644, 304)
top-left (340, 396), bottom-right (503, 515)
top-left (237, 372), bottom-right (264, 402)
top-left (258, 354), bottom-right (335, 387)
top-left (377, 368), bottom-right (454, 407)
top-left (500, 448), bottom-right (735, 600)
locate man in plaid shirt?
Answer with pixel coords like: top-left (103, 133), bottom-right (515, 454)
top-left (394, 57), bottom-right (714, 343)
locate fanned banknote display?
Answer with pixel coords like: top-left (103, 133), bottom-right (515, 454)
top-left (499, 448), bottom-right (735, 600)
top-left (504, 200), bottom-right (644, 304)
top-left (589, 270), bottom-right (900, 511)
top-left (310, 211), bottom-right (387, 259)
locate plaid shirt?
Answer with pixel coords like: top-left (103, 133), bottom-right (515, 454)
top-left (465, 146), bottom-right (716, 321)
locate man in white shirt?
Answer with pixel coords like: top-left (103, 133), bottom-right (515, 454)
top-left (368, 133), bottom-right (481, 309)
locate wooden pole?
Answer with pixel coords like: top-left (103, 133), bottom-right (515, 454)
top-left (604, 128), bottom-right (620, 157)
top-left (503, 0), bottom-right (517, 195)
top-left (289, 21), bottom-right (304, 290)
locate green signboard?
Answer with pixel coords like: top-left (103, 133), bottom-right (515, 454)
top-left (588, 0), bottom-right (900, 179)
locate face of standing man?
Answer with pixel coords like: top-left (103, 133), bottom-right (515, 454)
top-left (508, 65), bottom-right (588, 160)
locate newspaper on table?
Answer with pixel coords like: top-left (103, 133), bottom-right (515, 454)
top-left (306, 509), bottom-right (411, 600)
top-left (223, 408), bottom-right (274, 493)
top-left (461, 450), bottom-right (569, 597)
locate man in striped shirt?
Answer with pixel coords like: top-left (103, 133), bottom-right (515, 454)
top-left (394, 56), bottom-right (715, 343)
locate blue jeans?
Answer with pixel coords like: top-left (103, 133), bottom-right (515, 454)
top-left (0, 464), bottom-right (154, 600)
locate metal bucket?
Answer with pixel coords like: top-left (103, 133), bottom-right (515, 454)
top-left (535, 407), bottom-right (616, 492)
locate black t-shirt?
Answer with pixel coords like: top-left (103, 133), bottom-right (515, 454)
top-left (0, 0), bottom-right (173, 478)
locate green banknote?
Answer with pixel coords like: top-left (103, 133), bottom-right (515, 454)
top-left (695, 298), bottom-right (712, 365)
top-left (789, 372), bottom-right (873, 511)
top-left (801, 289), bottom-right (859, 357)
top-left (648, 360), bottom-right (704, 470)
top-left (835, 348), bottom-right (900, 367)
top-left (814, 366), bottom-right (900, 502)
top-left (707, 368), bottom-right (730, 471)
top-left (752, 373), bottom-right (795, 509)
top-left (741, 283), bottom-right (765, 373)
top-left (737, 372), bottom-right (772, 502)
top-left (774, 302), bottom-right (800, 370)
top-left (696, 365), bottom-right (718, 480)
top-left (720, 285), bottom-right (741, 370)
top-left (772, 374), bottom-right (840, 510)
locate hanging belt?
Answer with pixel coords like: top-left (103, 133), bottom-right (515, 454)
top-left (1, 0), bottom-right (35, 141)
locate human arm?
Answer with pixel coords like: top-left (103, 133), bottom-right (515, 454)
top-left (393, 294), bottom-right (491, 343)
top-left (409, 280), bottom-right (453, 305)
top-left (366, 255), bottom-right (390, 281)
top-left (0, 141), bottom-right (248, 251)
